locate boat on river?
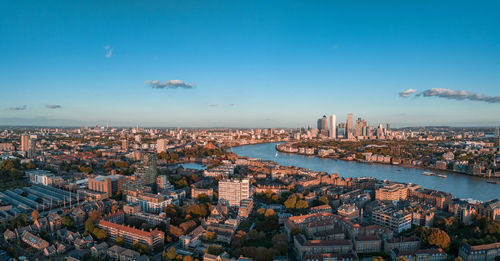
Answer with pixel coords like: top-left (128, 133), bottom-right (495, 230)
top-left (438, 174), bottom-right (448, 178)
top-left (422, 171), bottom-right (435, 176)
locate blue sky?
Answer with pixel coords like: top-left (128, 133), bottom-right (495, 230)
top-left (1, 0), bottom-right (499, 128)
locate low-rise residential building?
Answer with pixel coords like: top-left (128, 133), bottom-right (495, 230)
top-left (459, 242), bottom-right (500, 261)
top-left (354, 235), bottom-right (382, 254)
top-left (392, 248), bottom-right (447, 261)
top-left (294, 234), bottom-right (353, 259)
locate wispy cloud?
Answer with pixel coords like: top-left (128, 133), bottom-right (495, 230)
top-left (399, 88), bottom-right (500, 103)
top-left (418, 88), bottom-right (500, 103)
top-left (229, 104), bottom-right (235, 107)
top-left (46, 105), bottom-right (62, 109)
top-left (9, 105), bottom-right (27, 111)
top-left (104, 46), bottom-right (113, 58)
top-left (146, 80), bottom-right (195, 89)
top-left (208, 104), bottom-right (218, 107)
top-left (399, 89), bottom-right (417, 97)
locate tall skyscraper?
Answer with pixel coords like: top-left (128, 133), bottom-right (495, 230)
top-left (317, 118), bottom-right (323, 130)
top-left (20, 134), bottom-right (33, 158)
top-left (329, 114), bottom-right (336, 139)
top-left (354, 118), bottom-right (367, 137)
top-left (218, 178), bottom-right (250, 207)
top-left (346, 113), bottom-right (353, 138)
top-left (136, 155), bottom-right (158, 186)
top-left (21, 134), bottom-right (30, 152)
top-left (321, 115), bottom-right (328, 131)
top-left (156, 139), bottom-right (168, 153)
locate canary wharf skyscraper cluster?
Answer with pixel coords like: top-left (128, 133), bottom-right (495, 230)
top-left (315, 113), bottom-right (391, 140)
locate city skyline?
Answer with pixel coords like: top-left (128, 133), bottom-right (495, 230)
top-left (1, 1), bottom-right (500, 128)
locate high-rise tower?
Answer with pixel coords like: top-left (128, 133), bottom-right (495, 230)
top-left (329, 114), bottom-right (336, 139)
top-left (346, 113), bottom-right (353, 138)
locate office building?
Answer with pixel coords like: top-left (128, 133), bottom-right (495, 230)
top-left (88, 175), bottom-right (128, 198)
top-left (346, 113), bottom-right (353, 138)
top-left (317, 118), bottom-right (322, 130)
top-left (218, 179), bottom-right (250, 207)
top-left (321, 115), bottom-right (328, 131)
top-left (372, 206), bottom-right (412, 233)
top-left (329, 114), bottom-right (336, 139)
top-left (156, 138), bottom-right (168, 153)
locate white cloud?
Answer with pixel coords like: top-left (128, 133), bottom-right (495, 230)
top-left (104, 46), bottom-right (113, 58)
top-left (399, 89), bottom-right (417, 97)
top-left (418, 88), bottom-right (500, 103)
top-left (146, 80), bottom-right (195, 89)
top-left (9, 105), bottom-right (27, 111)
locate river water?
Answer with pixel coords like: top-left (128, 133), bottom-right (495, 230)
top-left (232, 142), bottom-right (499, 202)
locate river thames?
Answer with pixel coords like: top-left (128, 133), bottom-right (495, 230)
top-left (232, 142), bottom-right (499, 202)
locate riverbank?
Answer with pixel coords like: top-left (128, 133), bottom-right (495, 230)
top-left (232, 142), bottom-right (500, 201)
top-left (275, 143), bottom-right (499, 180)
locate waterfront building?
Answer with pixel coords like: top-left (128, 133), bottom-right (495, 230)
top-left (375, 183), bottom-right (408, 201)
top-left (218, 178), bottom-right (250, 207)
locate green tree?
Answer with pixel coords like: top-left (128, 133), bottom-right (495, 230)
top-left (296, 200), bottom-right (308, 209)
top-left (116, 236), bottom-right (124, 245)
top-left (205, 231), bottom-right (215, 241)
top-left (264, 208), bottom-right (276, 218)
top-left (197, 194), bottom-right (211, 204)
top-left (62, 216), bottom-right (75, 228)
top-left (167, 247), bottom-right (177, 260)
top-left (319, 196), bottom-right (329, 205)
top-left (284, 194), bottom-right (297, 209)
top-left (84, 219), bottom-right (95, 234)
top-left (31, 210), bottom-right (40, 221)
top-left (93, 228), bottom-right (107, 240)
top-left (420, 227), bottom-right (451, 250)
